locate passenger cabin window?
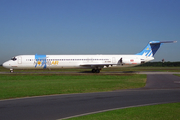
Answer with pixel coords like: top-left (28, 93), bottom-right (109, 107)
top-left (11, 57), bottom-right (17, 61)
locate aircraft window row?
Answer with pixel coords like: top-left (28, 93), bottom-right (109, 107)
top-left (47, 59), bottom-right (109, 61)
top-left (26, 59), bottom-right (109, 61)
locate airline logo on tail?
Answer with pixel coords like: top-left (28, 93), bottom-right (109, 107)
top-left (136, 41), bottom-right (177, 57)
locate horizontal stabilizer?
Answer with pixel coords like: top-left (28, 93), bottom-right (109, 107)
top-left (150, 41), bottom-right (177, 44)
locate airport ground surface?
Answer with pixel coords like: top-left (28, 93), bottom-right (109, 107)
top-left (0, 67), bottom-right (180, 120)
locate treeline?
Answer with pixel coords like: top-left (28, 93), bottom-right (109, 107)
top-left (138, 62), bottom-right (180, 67)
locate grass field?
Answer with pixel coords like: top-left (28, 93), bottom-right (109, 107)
top-left (0, 74), bottom-right (146, 99)
top-left (65, 102), bottom-right (180, 120)
top-left (0, 66), bottom-right (180, 99)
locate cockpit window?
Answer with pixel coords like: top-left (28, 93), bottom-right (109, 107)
top-left (11, 57), bottom-right (17, 61)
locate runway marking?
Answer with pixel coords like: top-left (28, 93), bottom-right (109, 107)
top-left (59, 101), bottom-right (179, 120)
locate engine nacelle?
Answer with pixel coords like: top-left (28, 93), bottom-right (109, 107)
top-left (120, 58), bottom-right (144, 65)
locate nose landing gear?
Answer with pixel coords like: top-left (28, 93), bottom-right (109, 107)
top-left (10, 69), bottom-right (14, 73)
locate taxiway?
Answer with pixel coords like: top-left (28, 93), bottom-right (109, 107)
top-left (0, 73), bottom-right (180, 120)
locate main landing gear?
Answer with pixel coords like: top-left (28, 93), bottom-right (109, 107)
top-left (91, 68), bottom-right (101, 73)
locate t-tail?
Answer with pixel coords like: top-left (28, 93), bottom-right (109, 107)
top-left (136, 41), bottom-right (177, 57)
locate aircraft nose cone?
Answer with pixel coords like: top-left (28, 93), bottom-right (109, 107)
top-left (2, 62), bottom-right (10, 69)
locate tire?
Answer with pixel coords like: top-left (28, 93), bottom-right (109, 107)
top-left (92, 69), bottom-right (96, 73)
top-left (95, 69), bottom-right (100, 73)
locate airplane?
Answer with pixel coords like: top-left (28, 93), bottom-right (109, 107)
top-left (2, 41), bottom-right (177, 73)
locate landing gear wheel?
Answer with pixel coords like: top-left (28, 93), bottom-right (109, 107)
top-left (10, 69), bottom-right (14, 73)
top-left (92, 69), bottom-right (101, 73)
top-left (95, 69), bottom-right (100, 73)
top-left (92, 69), bottom-right (96, 73)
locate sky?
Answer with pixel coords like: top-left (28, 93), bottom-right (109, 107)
top-left (0, 0), bottom-right (180, 64)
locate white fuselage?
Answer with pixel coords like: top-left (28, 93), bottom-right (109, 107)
top-left (3, 41), bottom-right (176, 73)
top-left (3, 54), bottom-right (154, 70)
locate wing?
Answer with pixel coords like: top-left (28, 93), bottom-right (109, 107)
top-left (80, 63), bottom-right (117, 69)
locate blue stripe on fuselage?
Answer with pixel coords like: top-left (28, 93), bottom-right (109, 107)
top-left (35, 54), bottom-right (46, 68)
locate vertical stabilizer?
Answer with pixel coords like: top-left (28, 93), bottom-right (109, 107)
top-left (136, 41), bottom-right (177, 57)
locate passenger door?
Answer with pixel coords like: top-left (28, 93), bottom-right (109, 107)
top-left (18, 57), bottom-right (22, 64)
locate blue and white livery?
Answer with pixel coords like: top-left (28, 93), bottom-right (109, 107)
top-left (136, 41), bottom-right (176, 57)
top-left (2, 41), bottom-right (177, 73)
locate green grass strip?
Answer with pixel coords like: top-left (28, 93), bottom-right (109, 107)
top-left (175, 74), bottom-right (180, 77)
top-left (66, 102), bottom-right (180, 120)
top-left (0, 74), bottom-right (146, 99)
